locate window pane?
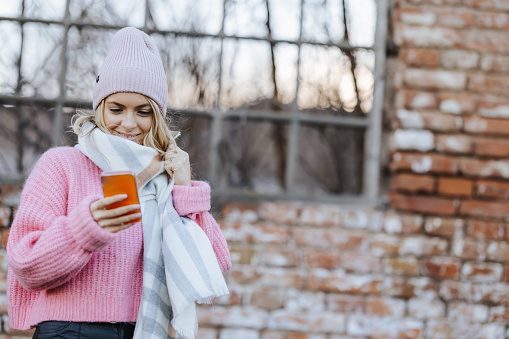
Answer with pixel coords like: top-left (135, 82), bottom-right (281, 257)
top-left (0, 104), bottom-right (55, 176)
top-left (347, 0), bottom-right (377, 47)
top-left (20, 24), bottom-right (64, 98)
top-left (224, 0), bottom-right (268, 38)
top-left (295, 124), bottom-right (364, 195)
top-left (24, 0), bottom-right (66, 21)
top-left (153, 35), bottom-right (221, 110)
top-left (0, 22), bottom-right (21, 95)
top-left (221, 39), bottom-right (274, 109)
top-left (355, 49), bottom-right (375, 114)
top-left (302, 0), bottom-right (345, 44)
top-left (69, 0), bottom-right (145, 27)
top-left (66, 27), bottom-right (114, 102)
top-left (274, 43), bottom-right (299, 105)
top-left (150, 0), bottom-right (223, 35)
top-left (220, 120), bottom-right (286, 193)
top-left (268, 0), bottom-right (301, 41)
top-left (171, 115), bottom-right (211, 181)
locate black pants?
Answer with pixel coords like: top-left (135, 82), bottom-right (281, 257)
top-left (32, 321), bottom-right (135, 339)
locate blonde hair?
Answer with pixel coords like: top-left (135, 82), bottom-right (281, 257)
top-left (72, 96), bottom-right (179, 155)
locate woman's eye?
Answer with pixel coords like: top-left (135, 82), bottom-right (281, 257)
top-left (138, 111), bottom-right (152, 116)
top-left (109, 108), bottom-right (122, 113)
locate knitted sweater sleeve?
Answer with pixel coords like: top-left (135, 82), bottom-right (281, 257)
top-left (172, 181), bottom-right (232, 273)
top-left (7, 149), bottom-right (117, 291)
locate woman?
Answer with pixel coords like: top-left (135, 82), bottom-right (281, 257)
top-left (7, 27), bottom-right (231, 339)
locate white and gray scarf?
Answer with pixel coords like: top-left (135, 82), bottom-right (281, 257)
top-left (75, 122), bottom-right (229, 339)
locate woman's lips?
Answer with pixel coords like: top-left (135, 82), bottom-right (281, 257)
top-left (115, 131), bottom-right (140, 140)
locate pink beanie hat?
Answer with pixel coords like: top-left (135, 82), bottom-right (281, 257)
top-left (93, 27), bottom-right (168, 116)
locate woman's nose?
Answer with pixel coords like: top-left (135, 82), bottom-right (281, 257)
top-left (121, 113), bottom-right (137, 130)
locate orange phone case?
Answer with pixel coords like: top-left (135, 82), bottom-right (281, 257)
top-left (101, 171), bottom-right (141, 223)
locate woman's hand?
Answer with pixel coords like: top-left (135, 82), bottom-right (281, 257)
top-left (90, 194), bottom-right (141, 233)
top-left (164, 143), bottom-right (191, 186)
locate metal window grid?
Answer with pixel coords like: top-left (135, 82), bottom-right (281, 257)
top-left (0, 0), bottom-right (388, 206)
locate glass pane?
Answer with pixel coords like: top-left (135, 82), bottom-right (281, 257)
top-left (302, 0), bottom-right (345, 44)
top-left (153, 35), bottom-right (221, 110)
top-left (220, 39), bottom-right (274, 109)
top-left (298, 44), bottom-right (373, 114)
top-left (24, 0), bottom-right (66, 21)
top-left (295, 124), bottom-right (364, 195)
top-left (0, 103), bottom-right (55, 176)
top-left (220, 120), bottom-right (286, 193)
top-left (0, 1), bottom-right (22, 17)
top-left (274, 43), bottom-right (298, 105)
top-left (347, 0), bottom-right (377, 47)
top-left (171, 115), bottom-right (211, 181)
top-left (20, 23), bottom-right (64, 98)
top-left (224, 0), bottom-right (268, 38)
top-left (150, 0), bottom-right (223, 34)
top-left (0, 22), bottom-right (21, 95)
top-left (268, 0), bottom-right (301, 41)
top-left (66, 27), bottom-right (115, 102)
top-left (69, 0), bottom-right (145, 27)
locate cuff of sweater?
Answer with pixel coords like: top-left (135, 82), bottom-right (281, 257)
top-left (172, 180), bottom-right (211, 216)
top-left (67, 195), bottom-right (117, 252)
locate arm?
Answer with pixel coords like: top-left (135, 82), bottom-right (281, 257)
top-left (172, 181), bottom-right (232, 273)
top-left (7, 150), bottom-right (117, 291)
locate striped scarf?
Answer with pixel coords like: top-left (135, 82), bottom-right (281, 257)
top-left (75, 122), bottom-right (229, 339)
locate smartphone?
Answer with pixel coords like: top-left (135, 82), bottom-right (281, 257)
top-left (101, 171), bottom-right (141, 223)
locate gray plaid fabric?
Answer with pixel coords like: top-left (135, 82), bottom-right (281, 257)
top-left (76, 123), bottom-right (229, 339)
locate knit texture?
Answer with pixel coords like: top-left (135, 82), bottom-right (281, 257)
top-left (6, 147), bottom-right (231, 330)
top-left (93, 27), bottom-right (168, 115)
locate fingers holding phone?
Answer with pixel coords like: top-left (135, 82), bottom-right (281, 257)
top-left (90, 194), bottom-right (141, 233)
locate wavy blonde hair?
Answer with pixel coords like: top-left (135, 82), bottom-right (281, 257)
top-left (72, 96), bottom-right (179, 155)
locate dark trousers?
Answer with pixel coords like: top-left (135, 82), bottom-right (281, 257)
top-left (32, 321), bottom-right (135, 339)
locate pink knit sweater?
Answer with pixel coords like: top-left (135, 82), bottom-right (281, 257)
top-left (7, 147), bottom-right (231, 330)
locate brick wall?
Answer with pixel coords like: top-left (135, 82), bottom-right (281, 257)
top-left (2, 0), bottom-right (509, 338)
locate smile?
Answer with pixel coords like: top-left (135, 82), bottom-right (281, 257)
top-left (115, 131), bottom-right (141, 140)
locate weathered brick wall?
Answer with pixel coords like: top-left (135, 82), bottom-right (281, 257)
top-left (2, 0), bottom-right (509, 338)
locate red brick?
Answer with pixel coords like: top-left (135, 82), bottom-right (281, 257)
top-left (467, 219), bottom-right (503, 240)
top-left (426, 320), bottom-right (504, 339)
top-left (221, 202), bottom-right (259, 222)
top-left (487, 241), bottom-right (509, 263)
top-left (366, 297), bottom-right (406, 317)
top-left (392, 129), bottom-right (434, 152)
top-left (267, 310), bottom-right (345, 333)
top-left (477, 180), bottom-right (509, 199)
top-left (440, 50), bottom-right (479, 70)
top-left (505, 266), bottom-right (509, 282)
top-left (390, 152), bottom-right (459, 174)
top-left (391, 193), bottom-right (457, 215)
top-left (462, 261), bottom-right (503, 282)
top-left (307, 269), bottom-right (382, 294)
top-left (439, 93), bottom-right (477, 114)
top-left (347, 315), bottom-right (423, 338)
top-left (214, 286), bottom-right (242, 306)
top-left (478, 94), bottom-right (509, 119)
top-left (0, 207), bottom-right (10, 228)
top-left (460, 199), bottom-right (509, 218)
top-left (228, 268), bottom-right (304, 288)
top-left (263, 248), bottom-right (298, 267)
top-left (451, 238), bottom-right (488, 260)
top-left (408, 298), bottom-right (446, 319)
top-left (424, 217), bottom-right (464, 237)
top-left (435, 135), bottom-right (473, 154)
top-left (304, 249), bottom-right (341, 269)
top-left (285, 289), bottom-right (325, 312)
top-left (400, 236), bottom-right (449, 257)
top-left (474, 139), bottom-right (509, 158)
top-left (220, 221), bottom-right (289, 244)
top-left (420, 111), bottom-right (463, 132)
top-left (341, 252), bottom-right (381, 274)
top-left (248, 287), bottom-right (284, 310)
top-left (469, 73), bottom-right (509, 95)
top-left (404, 69), bottom-right (467, 91)
top-left (326, 294), bottom-right (365, 313)
top-left (300, 205), bottom-right (340, 227)
top-left (476, 11), bottom-right (509, 28)
top-left (490, 306), bottom-right (509, 322)
top-left (461, 158), bottom-right (509, 179)
top-left (465, 0), bottom-right (509, 10)
top-left (392, 173), bottom-right (435, 193)
top-left (464, 115), bottom-right (509, 136)
top-left (383, 257), bottom-right (420, 276)
top-left (393, 23), bottom-right (462, 48)
top-left (395, 6), bottom-right (436, 25)
top-left (229, 245), bottom-right (256, 265)
top-left (437, 177), bottom-right (474, 196)
top-left (401, 49), bottom-right (440, 67)
top-left (464, 30), bottom-right (509, 53)
top-left (480, 54), bottom-right (509, 73)
top-left (402, 90), bottom-right (439, 109)
top-left (259, 202), bottom-right (301, 224)
top-left (448, 301), bottom-right (489, 321)
top-left (422, 257), bottom-right (460, 279)
top-left (383, 277), bottom-right (439, 298)
top-left (434, 7), bottom-right (475, 27)
top-left (197, 305), bottom-right (268, 328)
top-left (293, 228), bottom-right (368, 250)
top-left (440, 280), bottom-right (509, 304)
top-left (383, 212), bottom-right (423, 234)
top-left (370, 234), bottom-right (401, 256)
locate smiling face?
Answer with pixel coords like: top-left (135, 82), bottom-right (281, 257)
top-left (103, 92), bottom-right (154, 145)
